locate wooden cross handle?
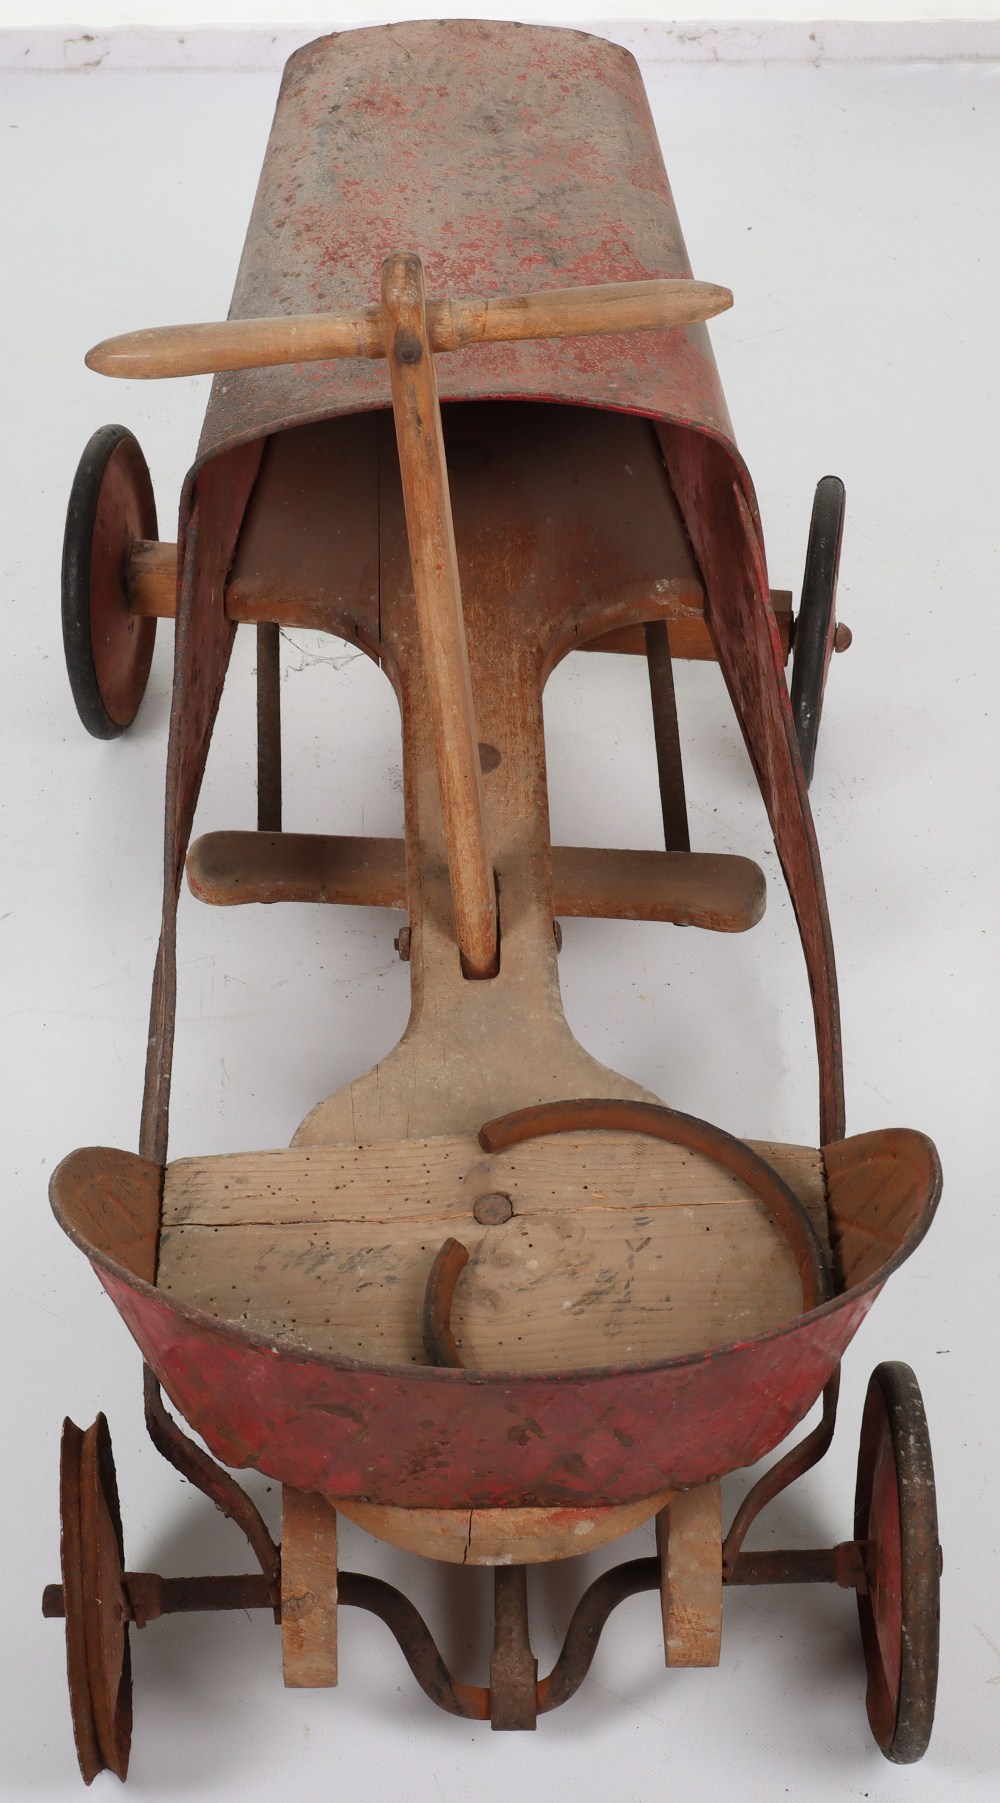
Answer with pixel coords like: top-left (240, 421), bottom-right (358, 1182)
top-left (85, 277), bottom-right (732, 380)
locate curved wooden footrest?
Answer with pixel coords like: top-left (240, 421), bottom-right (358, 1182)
top-left (338, 1492), bottom-right (674, 1566)
top-left (186, 831), bottom-right (766, 934)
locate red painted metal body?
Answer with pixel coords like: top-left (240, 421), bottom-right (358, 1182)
top-left (143, 21), bottom-right (841, 1172)
top-left (99, 1267), bottom-right (873, 1508)
top-left (51, 1129), bottom-right (940, 1510)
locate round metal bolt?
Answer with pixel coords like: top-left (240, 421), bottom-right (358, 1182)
top-left (834, 621), bottom-right (853, 652)
top-left (473, 1191), bottom-right (513, 1226)
top-left (393, 330), bottom-right (423, 366)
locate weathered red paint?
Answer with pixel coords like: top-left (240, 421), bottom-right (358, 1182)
top-left (97, 1267), bottom-right (873, 1509)
top-left (51, 1129), bottom-right (940, 1511)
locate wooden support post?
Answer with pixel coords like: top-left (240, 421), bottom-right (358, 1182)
top-left (656, 1482), bottom-right (723, 1667)
top-left (381, 251), bottom-right (499, 979)
top-left (280, 1487), bottom-right (338, 1688)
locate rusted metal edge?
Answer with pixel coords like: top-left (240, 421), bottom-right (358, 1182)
top-left (43, 1541), bottom-right (871, 1729)
top-left (255, 620), bottom-right (282, 832)
top-left (478, 1098), bottom-right (833, 1313)
top-left (52, 1134), bottom-right (941, 1397)
top-left (722, 1370), bottom-right (841, 1572)
top-left (143, 1368), bottom-right (280, 1606)
top-left (644, 620), bottom-right (690, 852)
top-left (422, 1238), bottom-right (470, 1368)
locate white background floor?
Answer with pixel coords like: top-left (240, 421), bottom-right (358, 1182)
top-left (1, 27), bottom-right (997, 1802)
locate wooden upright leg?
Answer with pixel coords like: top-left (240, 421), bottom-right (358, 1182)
top-left (656, 1482), bottom-right (723, 1667)
top-left (281, 1487), bottom-right (338, 1688)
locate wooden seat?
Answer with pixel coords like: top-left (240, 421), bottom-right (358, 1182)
top-left (156, 1131), bottom-right (829, 1373)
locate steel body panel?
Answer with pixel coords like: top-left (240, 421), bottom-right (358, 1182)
top-left (98, 1263), bottom-right (876, 1508)
top-left (196, 21), bottom-right (735, 464)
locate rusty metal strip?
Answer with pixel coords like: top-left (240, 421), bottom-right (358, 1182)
top-left (422, 1238), bottom-right (470, 1367)
top-left (645, 620), bottom-right (689, 852)
top-left (537, 1557), bottom-right (659, 1713)
top-left (659, 429), bottom-right (844, 1143)
top-left (255, 621), bottom-right (282, 832)
top-left (722, 1370), bottom-right (841, 1573)
top-left (338, 1573), bottom-right (490, 1720)
top-left (490, 1568), bottom-right (537, 1730)
top-left (143, 1369), bottom-right (280, 1605)
top-left (478, 1098), bottom-right (832, 1313)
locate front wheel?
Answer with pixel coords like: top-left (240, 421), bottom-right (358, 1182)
top-left (62, 424), bottom-right (157, 738)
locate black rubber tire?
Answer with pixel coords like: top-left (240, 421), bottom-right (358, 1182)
top-left (790, 474), bottom-right (845, 786)
top-left (855, 1362), bottom-right (941, 1764)
top-left (61, 423), bottom-right (158, 738)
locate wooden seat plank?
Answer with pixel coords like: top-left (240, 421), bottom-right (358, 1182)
top-left (156, 1136), bottom-right (828, 1373)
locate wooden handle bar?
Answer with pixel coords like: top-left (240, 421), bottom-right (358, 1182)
top-left (382, 253), bottom-right (499, 980)
top-left (86, 277), bottom-right (732, 380)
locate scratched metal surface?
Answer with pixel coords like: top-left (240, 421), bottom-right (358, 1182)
top-left (196, 19), bottom-right (736, 463)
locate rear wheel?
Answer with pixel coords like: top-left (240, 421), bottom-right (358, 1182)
top-left (855, 1362), bottom-right (940, 1763)
top-left (62, 424), bottom-right (157, 738)
top-left (59, 1415), bottom-right (133, 1783)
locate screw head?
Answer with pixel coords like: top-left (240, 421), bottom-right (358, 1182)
top-left (473, 1191), bottom-right (513, 1226)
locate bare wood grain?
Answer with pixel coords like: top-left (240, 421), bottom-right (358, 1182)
top-left (339, 1491), bottom-right (674, 1567)
top-left (656, 1483), bottom-right (723, 1666)
top-left (162, 1135), bottom-right (825, 1232)
top-left (123, 537), bottom-right (793, 671)
top-left (86, 277), bottom-right (732, 381)
top-left (185, 830), bottom-right (765, 933)
top-left (156, 1138), bottom-right (827, 1372)
top-left (280, 1487), bottom-right (338, 1688)
top-left (382, 253), bottom-right (497, 979)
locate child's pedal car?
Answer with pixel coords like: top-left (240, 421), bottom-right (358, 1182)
top-left (45, 20), bottom-right (940, 1782)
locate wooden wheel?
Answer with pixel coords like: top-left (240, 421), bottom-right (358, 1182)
top-left (59, 1415), bottom-right (133, 1783)
top-left (62, 425), bottom-right (158, 738)
top-left (855, 1363), bottom-right (940, 1763)
top-left (790, 474), bottom-right (845, 786)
